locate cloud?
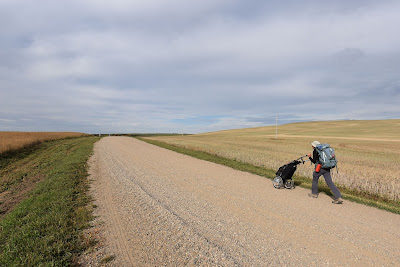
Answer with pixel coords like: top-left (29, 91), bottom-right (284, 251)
top-left (0, 0), bottom-right (399, 133)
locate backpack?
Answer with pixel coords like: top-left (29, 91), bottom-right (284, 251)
top-left (315, 143), bottom-right (337, 169)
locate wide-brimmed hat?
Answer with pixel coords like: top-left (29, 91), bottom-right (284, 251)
top-left (311, 141), bottom-right (320, 147)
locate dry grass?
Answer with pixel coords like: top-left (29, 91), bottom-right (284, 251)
top-left (0, 132), bottom-right (87, 154)
top-left (146, 120), bottom-right (400, 202)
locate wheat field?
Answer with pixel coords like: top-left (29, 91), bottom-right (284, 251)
top-left (146, 120), bottom-right (400, 201)
top-left (0, 132), bottom-right (86, 154)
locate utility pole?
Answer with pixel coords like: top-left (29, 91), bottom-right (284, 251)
top-left (275, 114), bottom-right (278, 139)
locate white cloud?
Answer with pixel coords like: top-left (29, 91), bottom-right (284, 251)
top-left (27, 57), bottom-right (95, 80)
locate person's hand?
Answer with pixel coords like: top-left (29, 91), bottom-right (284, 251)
top-left (307, 154), bottom-right (311, 158)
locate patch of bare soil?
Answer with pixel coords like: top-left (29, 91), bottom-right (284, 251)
top-left (0, 174), bottom-right (44, 219)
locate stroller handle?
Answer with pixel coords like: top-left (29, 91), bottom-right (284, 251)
top-left (293, 155), bottom-right (310, 165)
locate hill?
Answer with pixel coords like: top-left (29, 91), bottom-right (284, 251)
top-left (200, 119), bottom-right (400, 141)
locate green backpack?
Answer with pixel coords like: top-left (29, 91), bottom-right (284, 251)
top-left (315, 143), bottom-right (337, 170)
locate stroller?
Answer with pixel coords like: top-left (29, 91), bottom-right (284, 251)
top-left (273, 155), bottom-right (308, 189)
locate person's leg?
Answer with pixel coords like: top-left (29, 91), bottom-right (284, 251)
top-left (322, 169), bottom-right (342, 199)
top-left (311, 171), bottom-right (320, 195)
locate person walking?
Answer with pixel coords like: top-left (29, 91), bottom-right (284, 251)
top-left (308, 141), bottom-right (343, 204)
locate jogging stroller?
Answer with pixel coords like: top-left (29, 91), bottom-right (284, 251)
top-left (273, 155), bottom-right (308, 189)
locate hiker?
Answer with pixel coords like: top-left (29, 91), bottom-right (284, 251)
top-left (308, 141), bottom-right (343, 204)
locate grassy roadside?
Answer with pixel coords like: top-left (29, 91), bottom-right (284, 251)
top-left (0, 141), bottom-right (43, 172)
top-left (138, 137), bottom-right (400, 214)
top-left (0, 136), bottom-right (100, 266)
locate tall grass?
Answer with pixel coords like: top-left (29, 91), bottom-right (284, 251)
top-left (145, 120), bottom-right (400, 202)
top-left (0, 132), bottom-right (86, 154)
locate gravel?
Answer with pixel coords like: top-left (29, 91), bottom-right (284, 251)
top-left (84, 136), bottom-right (400, 266)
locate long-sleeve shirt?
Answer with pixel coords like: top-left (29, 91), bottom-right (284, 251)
top-left (309, 149), bottom-right (319, 164)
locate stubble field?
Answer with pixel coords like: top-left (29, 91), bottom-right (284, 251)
top-left (146, 120), bottom-right (400, 202)
top-left (0, 132), bottom-right (87, 154)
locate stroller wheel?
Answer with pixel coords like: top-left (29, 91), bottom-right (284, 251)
top-left (273, 176), bottom-right (283, 189)
top-left (284, 179), bottom-right (295, 189)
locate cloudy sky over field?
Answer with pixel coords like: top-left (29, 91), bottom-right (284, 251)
top-left (1, 0), bottom-right (400, 133)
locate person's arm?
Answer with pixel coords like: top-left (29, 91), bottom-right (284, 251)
top-left (308, 149), bottom-right (318, 164)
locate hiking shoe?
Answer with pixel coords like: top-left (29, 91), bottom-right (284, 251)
top-left (332, 197), bottom-right (343, 204)
top-left (308, 193), bottom-right (318, 198)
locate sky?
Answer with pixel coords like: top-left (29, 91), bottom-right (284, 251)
top-left (1, 0), bottom-right (399, 134)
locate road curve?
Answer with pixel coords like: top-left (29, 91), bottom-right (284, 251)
top-left (87, 136), bottom-right (400, 266)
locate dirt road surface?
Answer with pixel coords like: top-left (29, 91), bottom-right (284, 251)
top-left (86, 137), bottom-right (400, 266)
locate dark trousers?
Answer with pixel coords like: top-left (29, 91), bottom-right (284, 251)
top-left (312, 168), bottom-right (342, 199)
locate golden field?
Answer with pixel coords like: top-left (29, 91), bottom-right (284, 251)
top-left (146, 120), bottom-right (400, 201)
top-left (0, 132), bottom-right (87, 154)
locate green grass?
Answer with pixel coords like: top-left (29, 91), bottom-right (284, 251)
top-left (0, 136), bottom-right (100, 266)
top-left (138, 137), bottom-right (400, 214)
top-left (100, 255), bottom-right (116, 264)
top-left (0, 141), bottom-right (43, 170)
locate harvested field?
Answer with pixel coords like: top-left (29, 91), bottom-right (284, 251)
top-left (146, 120), bottom-right (400, 202)
top-left (0, 132), bottom-right (86, 154)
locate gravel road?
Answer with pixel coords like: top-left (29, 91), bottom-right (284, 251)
top-left (86, 136), bottom-right (400, 266)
